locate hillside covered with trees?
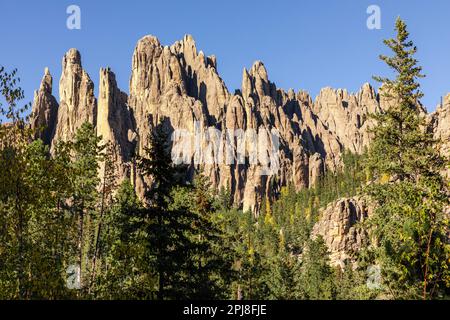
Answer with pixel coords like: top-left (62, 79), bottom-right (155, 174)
top-left (0, 19), bottom-right (448, 300)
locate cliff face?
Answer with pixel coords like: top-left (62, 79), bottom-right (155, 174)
top-left (31, 68), bottom-right (59, 145)
top-left (125, 35), bottom-right (385, 213)
top-left (31, 34), bottom-right (449, 216)
top-left (312, 197), bottom-right (373, 268)
top-left (97, 67), bottom-right (136, 181)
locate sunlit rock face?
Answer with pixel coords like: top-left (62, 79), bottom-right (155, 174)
top-left (97, 67), bottom-right (136, 183)
top-left (51, 49), bottom-right (97, 152)
top-left (31, 34), bottom-right (448, 216)
top-left (312, 197), bottom-right (373, 268)
top-left (31, 68), bottom-right (59, 145)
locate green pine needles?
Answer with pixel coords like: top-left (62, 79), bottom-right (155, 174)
top-left (366, 17), bottom-right (449, 299)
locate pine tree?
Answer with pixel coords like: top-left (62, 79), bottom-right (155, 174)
top-left (265, 250), bottom-right (301, 300)
top-left (184, 172), bottom-right (235, 299)
top-left (217, 208), bottom-right (268, 299)
top-left (138, 121), bottom-right (193, 299)
top-left (335, 264), bottom-right (375, 300)
top-left (68, 122), bottom-right (105, 292)
top-left (367, 18), bottom-right (449, 299)
top-left (213, 186), bottom-right (233, 211)
top-left (89, 142), bottom-right (118, 293)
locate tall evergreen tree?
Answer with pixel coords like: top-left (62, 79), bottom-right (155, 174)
top-left (295, 237), bottom-right (336, 300)
top-left (89, 142), bottom-right (118, 293)
top-left (68, 122), bottom-right (105, 291)
top-left (367, 18), bottom-right (449, 299)
top-left (138, 122), bottom-right (193, 299)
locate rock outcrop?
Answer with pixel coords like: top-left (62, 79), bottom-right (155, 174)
top-left (312, 197), bottom-right (373, 268)
top-left (31, 68), bottom-right (59, 145)
top-left (313, 84), bottom-right (380, 155)
top-left (97, 67), bottom-right (136, 180)
top-left (31, 34), bottom-right (448, 216)
top-left (430, 94), bottom-right (450, 178)
top-left (51, 49), bottom-right (97, 151)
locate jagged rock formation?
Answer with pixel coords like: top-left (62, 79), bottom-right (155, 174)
top-left (430, 94), bottom-right (450, 177)
top-left (31, 68), bottom-right (59, 145)
top-left (31, 34), bottom-right (449, 216)
top-left (313, 84), bottom-right (381, 154)
top-left (126, 35), bottom-right (377, 213)
top-left (97, 68), bottom-right (136, 180)
top-left (128, 35), bottom-right (210, 196)
top-left (312, 197), bottom-right (373, 268)
top-left (51, 48), bottom-right (97, 151)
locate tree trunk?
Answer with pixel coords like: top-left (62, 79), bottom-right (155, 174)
top-left (89, 164), bottom-right (107, 293)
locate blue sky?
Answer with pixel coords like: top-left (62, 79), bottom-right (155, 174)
top-left (0, 0), bottom-right (449, 112)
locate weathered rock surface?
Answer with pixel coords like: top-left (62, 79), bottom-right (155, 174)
top-left (430, 94), bottom-right (450, 178)
top-left (313, 84), bottom-right (380, 155)
top-left (31, 68), bottom-right (59, 145)
top-left (51, 49), bottom-right (97, 151)
top-left (97, 67), bottom-right (136, 181)
top-left (31, 34), bottom-right (449, 217)
top-left (312, 197), bottom-right (373, 268)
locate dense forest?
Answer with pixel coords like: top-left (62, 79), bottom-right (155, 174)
top-left (0, 18), bottom-right (448, 300)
